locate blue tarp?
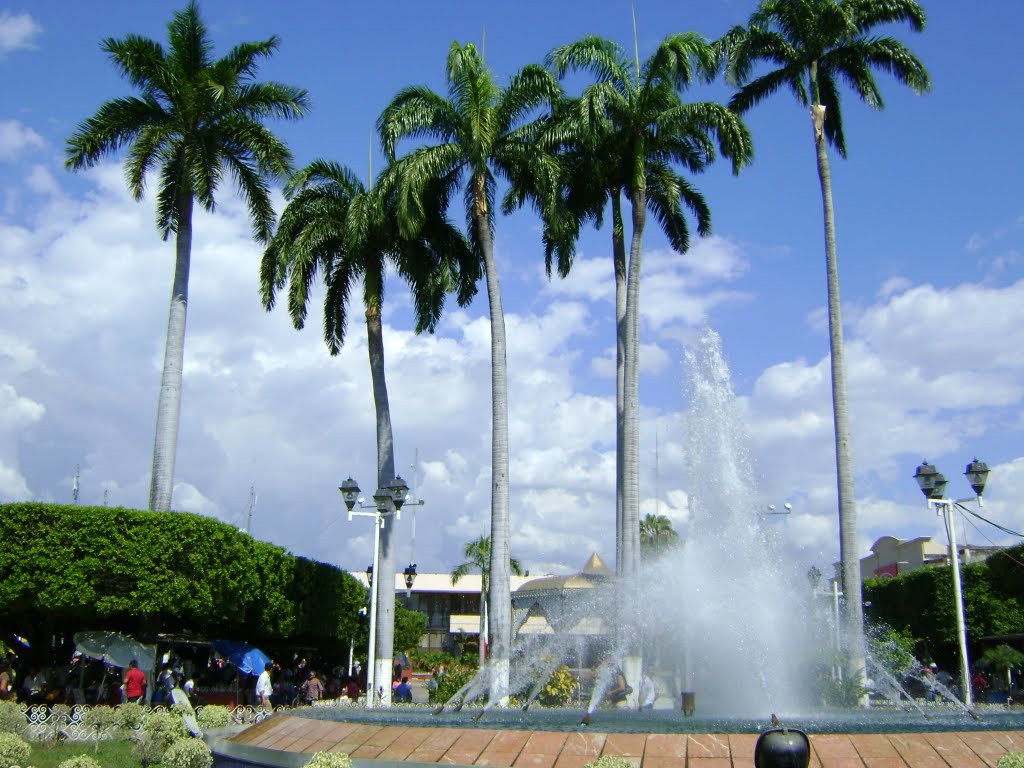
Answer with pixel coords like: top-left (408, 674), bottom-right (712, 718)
top-left (212, 640), bottom-right (270, 676)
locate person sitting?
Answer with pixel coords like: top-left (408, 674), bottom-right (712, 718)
top-left (344, 677), bottom-right (361, 701)
top-left (394, 676), bottom-right (413, 703)
top-left (601, 655), bottom-right (630, 705)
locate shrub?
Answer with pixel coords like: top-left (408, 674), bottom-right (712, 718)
top-left (0, 733), bottom-right (30, 768)
top-left (195, 706), bottom-right (231, 729)
top-left (305, 752), bottom-right (353, 768)
top-left (116, 702), bottom-right (146, 731)
top-left (160, 738), bottom-right (212, 768)
top-left (0, 702), bottom-right (28, 739)
top-left (538, 666), bottom-right (577, 707)
top-left (998, 753), bottom-right (1024, 768)
top-left (83, 706), bottom-right (118, 738)
top-left (136, 712), bottom-right (189, 766)
top-left (57, 756), bottom-right (103, 768)
top-left (433, 665), bottom-right (475, 704)
top-left (584, 757), bottom-right (633, 768)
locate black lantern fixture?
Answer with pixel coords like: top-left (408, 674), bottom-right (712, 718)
top-left (365, 564), bottom-right (373, 589)
top-left (372, 486), bottom-right (391, 511)
top-left (339, 477), bottom-right (360, 511)
top-left (964, 458), bottom-right (990, 498)
top-left (913, 460), bottom-right (948, 500)
top-left (403, 563), bottom-right (417, 591)
top-left (390, 476), bottom-right (410, 510)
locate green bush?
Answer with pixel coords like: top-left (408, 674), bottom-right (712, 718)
top-left (0, 732), bottom-right (30, 768)
top-left (305, 752), bottom-right (353, 768)
top-left (998, 753), bottom-right (1024, 768)
top-left (83, 706), bottom-right (118, 738)
top-left (57, 756), bottom-right (103, 768)
top-left (116, 702), bottom-right (146, 731)
top-left (433, 665), bottom-right (476, 705)
top-left (537, 666), bottom-right (577, 707)
top-left (160, 738), bottom-right (212, 768)
top-left (0, 702), bottom-right (28, 739)
top-left (136, 712), bottom-right (189, 766)
top-left (195, 706), bottom-right (231, 729)
top-left (584, 757), bottom-right (633, 768)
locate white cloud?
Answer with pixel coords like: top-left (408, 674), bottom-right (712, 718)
top-left (0, 11), bottom-right (40, 54)
top-left (0, 120), bottom-right (44, 161)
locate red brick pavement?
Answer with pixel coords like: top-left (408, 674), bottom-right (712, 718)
top-left (229, 713), bottom-right (1023, 767)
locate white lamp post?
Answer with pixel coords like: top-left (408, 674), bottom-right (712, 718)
top-left (339, 475), bottom-right (411, 707)
top-left (913, 458), bottom-right (990, 709)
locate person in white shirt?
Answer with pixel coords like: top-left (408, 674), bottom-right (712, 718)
top-left (256, 662), bottom-right (273, 710)
top-left (638, 669), bottom-right (657, 710)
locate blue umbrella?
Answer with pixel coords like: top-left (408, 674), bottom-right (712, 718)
top-left (212, 640), bottom-right (270, 676)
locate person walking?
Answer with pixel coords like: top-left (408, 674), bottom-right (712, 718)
top-left (256, 662), bottom-right (274, 710)
top-left (300, 670), bottom-right (324, 706)
top-left (123, 659), bottom-right (147, 704)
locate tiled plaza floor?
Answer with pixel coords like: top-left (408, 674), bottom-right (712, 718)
top-left (228, 713), bottom-right (1024, 767)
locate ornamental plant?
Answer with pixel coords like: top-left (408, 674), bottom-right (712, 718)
top-left (195, 706), bottom-right (231, 729)
top-left (998, 753), bottom-right (1024, 768)
top-left (160, 738), bottom-right (212, 768)
top-left (305, 752), bottom-right (353, 768)
top-left (538, 666), bottom-right (578, 707)
top-left (0, 733), bottom-right (30, 768)
top-left (584, 757), bottom-right (634, 768)
top-left (116, 702), bottom-right (146, 731)
top-left (0, 702), bottom-right (28, 739)
top-left (57, 756), bottom-right (103, 768)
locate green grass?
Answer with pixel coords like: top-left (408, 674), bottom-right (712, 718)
top-left (28, 739), bottom-right (142, 768)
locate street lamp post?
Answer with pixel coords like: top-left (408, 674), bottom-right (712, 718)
top-left (913, 458), bottom-right (990, 709)
top-left (340, 476), bottom-right (411, 707)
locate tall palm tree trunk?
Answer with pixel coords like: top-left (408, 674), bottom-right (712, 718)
top-left (619, 183), bottom-right (647, 708)
top-left (474, 175), bottom-right (512, 705)
top-left (367, 305), bottom-right (398, 706)
top-left (148, 193), bottom-right (193, 511)
top-left (612, 193), bottom-right (627, 575)
top-left (811, 103), bottom-right (865, 684)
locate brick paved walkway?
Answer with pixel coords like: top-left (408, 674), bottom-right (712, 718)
top-left (227, 713), bottom-right (1024, 767)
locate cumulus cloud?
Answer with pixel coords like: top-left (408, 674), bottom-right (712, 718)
top-left (0, 11), bottom-right (40, 54)
top-left (0, 120), bottom-right (44, 161)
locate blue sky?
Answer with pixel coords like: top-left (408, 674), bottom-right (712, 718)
top-left (1, 0), bottom-right (1023, 579)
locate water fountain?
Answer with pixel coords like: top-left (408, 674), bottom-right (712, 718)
top-left (214, 327), bottom-right (1023, 768)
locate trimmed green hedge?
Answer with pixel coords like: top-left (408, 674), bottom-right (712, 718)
top-left (864, 544), bottom-right (1024, 648)
top-left (0, 502), bottom-right (367, 649)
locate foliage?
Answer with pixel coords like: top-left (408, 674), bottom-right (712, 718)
top-left (639, 514), bottom-right (679, 559)
top-left (867, 625), bottom-right (917, 678)
top-left (433, 664), bottom-right (476, 704)
top-left (865, 560), bottom-right (1024, 651)
top-left (393, 604), bottom-right (427, 656)
top-left (305, 752), bottom-right (353, 768)
top-left (0, 703), bottom-right (28, 739)
top-left (584, 757), bottom-right (633, 768)
top-left (56, 756), bottom-right (102, 768)
top-left (537, 666), bottom-right (577, 707)
top-left (0, 503), bottom-right (366, 650)
top-left (814, 653), bottom-right (867, 707)
top-left (0, 733), bottom-right (30, 768)
top-left (981, 645), bottom-right (1024, 685)
top-left (83, 707), bottom-right (118, 741)
top-left (159, 739), bottom-right (211, 768)
top-left (415, 651), bottom-right (459, 674)
top-left (998, 753), bottom-right (1024, 768)
top-left (136, 713), bottom-right (189, 767)
top-left (194, 706), bottom-right (231, 730)
top-left (115, 704), bottom-right (145, 732)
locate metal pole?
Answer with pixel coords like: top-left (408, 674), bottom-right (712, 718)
top-left (832, 580), bottom-right (842, 681)
top-left (366, 513), bottom-right (382, 708)
top-left (940, 501), bottom-right (973, 708)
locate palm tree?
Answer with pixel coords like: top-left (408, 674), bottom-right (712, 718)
top-left (378, 41), bottom-right (561, 703)
top-left (720, 0), bottom-right (930, 687)
top-left (65, 1), bottom-right (309, 511)
top-left (980, 644), bottom-right (1024, 693)
top-left (261, 159), bottom-right (471, 705)
top-left (547, 34), bottom-right (751, 580)
top-left (639, 513), bottom-right (679, 559)
top-left (450, 535), bottom-right (524, 667)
